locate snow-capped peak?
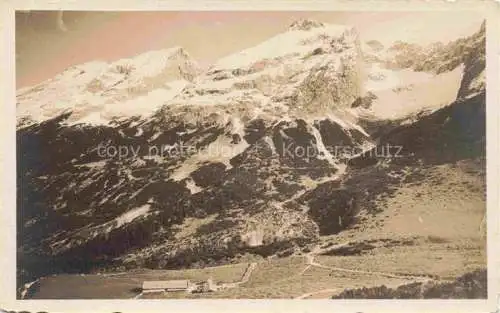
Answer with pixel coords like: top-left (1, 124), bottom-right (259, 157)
top-left (212, 22), bottom-right (355, 71)
top-left (16, 46), bottom-right (200, 127)
top-left (17, 22), bottom-right (364, 129)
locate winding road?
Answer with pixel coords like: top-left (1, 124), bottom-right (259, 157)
top-left (293, 244), bottom-right (435, 299)
top-left (220, 262), bottom-right (257, 289)
top-left (131, 241), bottom-right (438, 299)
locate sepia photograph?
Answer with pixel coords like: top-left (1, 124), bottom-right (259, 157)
top-left (1, 2), bottom-right (499, 312)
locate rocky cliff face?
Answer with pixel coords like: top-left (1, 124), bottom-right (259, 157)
top-left (363, 21), bottom-right (485, 80)
top-left (16, 20), bottom-right (486, 286)
top-left (351, 22), bottom-right (486, 167)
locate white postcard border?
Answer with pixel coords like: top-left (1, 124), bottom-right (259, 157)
top-left (1, 1), bottom-right (499, 312)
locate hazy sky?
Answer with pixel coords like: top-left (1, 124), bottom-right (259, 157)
top-left (16, 11), bottom-right (484, 89)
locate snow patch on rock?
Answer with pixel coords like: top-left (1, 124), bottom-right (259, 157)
top-left (115, 204), bottom-right (151, 228)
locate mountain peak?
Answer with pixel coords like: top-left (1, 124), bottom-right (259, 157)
top-left (166, 46), bottom-right (191, 59)
top-left (288, 19), bottom-right (325, 31)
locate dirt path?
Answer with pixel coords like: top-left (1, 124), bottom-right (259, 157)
top-left (306, 242), bottom-right (434, 279)
top-left (240, 262), bottom-right (257, 284)
top-left (293, 244), bottom-right (435, 299)
top-left (221, 262), bottom-right (257, 289)
top-left (307, 254), bottom-right (430, 281)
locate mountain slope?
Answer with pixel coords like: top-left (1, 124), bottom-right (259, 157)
top-left (16, 19), bottom-right (487, 298)
top-left (17, 20), bottom-right (372, 286)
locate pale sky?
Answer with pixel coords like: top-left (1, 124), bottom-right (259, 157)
top-left (16, 11), bottom-right (484, 89)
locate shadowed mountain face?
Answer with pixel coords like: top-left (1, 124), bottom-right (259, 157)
top-left (16, 20), bottom-right (486, 289)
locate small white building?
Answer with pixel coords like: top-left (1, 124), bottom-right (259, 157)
top-left (142, 280), bottom-right (191, 293)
